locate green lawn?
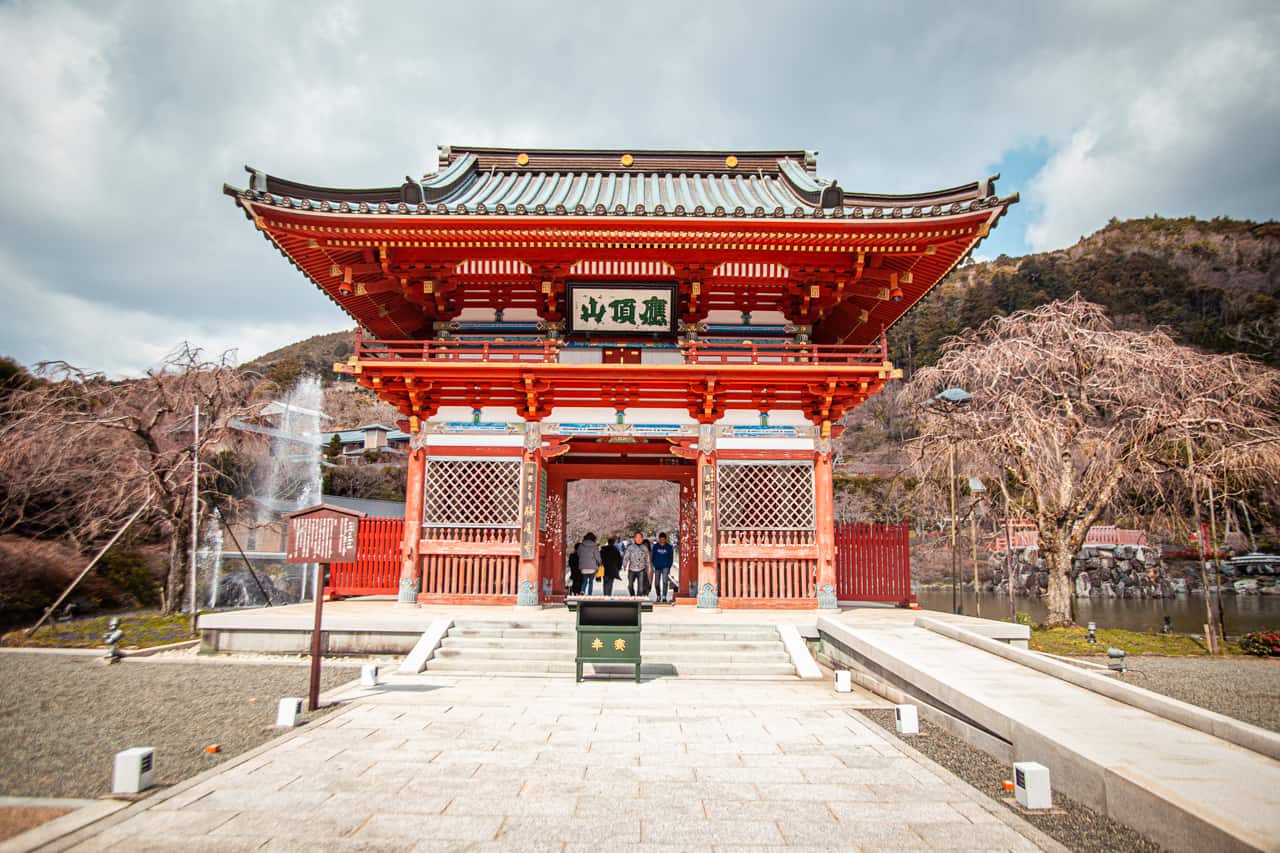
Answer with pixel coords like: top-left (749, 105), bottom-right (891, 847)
top-left (1, 611), bottom-right (194, 650)
top-left (1029, 625), bottom-right (1239, 656)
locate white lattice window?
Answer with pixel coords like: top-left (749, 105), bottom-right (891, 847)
top-left (717, 461), bottom-right (815, 531)
top-left (424, 458), bottom-right (521, 527)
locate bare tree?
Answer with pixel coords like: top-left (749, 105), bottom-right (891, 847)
top-left (908, 296), bottom-right (1280, 629)
top-left (0, 345), bottom-right (260, 611)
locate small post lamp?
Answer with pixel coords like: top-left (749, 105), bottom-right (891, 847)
top-left (1087, 622), bottom-right (1097, 644)
top-left (1107, 647), bottom-right (1127, 673)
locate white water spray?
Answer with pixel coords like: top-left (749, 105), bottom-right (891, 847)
top-left (256, 376), bottom-right (325, 600)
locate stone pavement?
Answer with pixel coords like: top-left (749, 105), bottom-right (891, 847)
top-left (60, 674), bottom-right (1060, 852)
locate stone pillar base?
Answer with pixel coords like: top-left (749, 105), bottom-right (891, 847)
top-left (515, 579), bottom-right (539, 607)
top-left (697, 583), bottom-right (718, 609)
top-left (816, 583), bottom-right (838, 610)
top-left (397, 577), bottom-right (420, 605)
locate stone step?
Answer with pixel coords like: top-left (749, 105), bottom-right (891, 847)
top-left (430, 620), bottom-right (795, 679)
top-left (439, 637), bottom-right (786, 653)
top-left (423, 657), bottom-right (797, 676)
top-left (446, 627), bottom-right (780, 642)
top-left (432, 647), bottom-right (786, 663)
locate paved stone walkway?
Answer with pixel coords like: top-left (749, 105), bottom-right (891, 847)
top-left (63, 674), bottom-right (1058, 852)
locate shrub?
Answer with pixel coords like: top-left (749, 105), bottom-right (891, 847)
top-left (0, 536), bottom-right (116, 630)
top-left (1239, 628), bottom-right (1280, 657)
top-left (97, 546), bottom-right (160, 608)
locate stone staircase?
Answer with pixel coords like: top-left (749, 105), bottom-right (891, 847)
top-left (423, 619), bottom-right (798, 678)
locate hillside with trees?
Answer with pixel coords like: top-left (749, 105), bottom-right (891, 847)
top-left (891, 217), bottom-right (1280, 377)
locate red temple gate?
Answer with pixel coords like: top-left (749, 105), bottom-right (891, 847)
top-left (226, 145), bottom-right (1014, 609)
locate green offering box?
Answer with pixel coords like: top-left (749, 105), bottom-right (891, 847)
top-left (566, 597), bottom-right (653, 682)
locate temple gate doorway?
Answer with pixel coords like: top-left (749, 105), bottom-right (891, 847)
top-left (542, 444), bottom-right (694, 602)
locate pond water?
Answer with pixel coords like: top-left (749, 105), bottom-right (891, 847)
top-left (915, 588), bottom-right (1280, 635)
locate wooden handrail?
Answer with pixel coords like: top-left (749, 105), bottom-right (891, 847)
top-left (354, 337), bottom-right (889, 366)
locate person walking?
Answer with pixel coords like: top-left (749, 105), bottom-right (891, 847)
top-left (568, 538), bottom-right (582, 595)
top-left (575, 533), bottom-right (602, 596)
top-left (623, 531), bottom-right (652, 597)
top-left (601, 536), bottom-right (623, 597)
top-left (651, 532), bottom-right (674, 604)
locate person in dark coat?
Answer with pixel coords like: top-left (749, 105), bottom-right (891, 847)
top-left (568, 538), bottom-right (582, 595)
top-left (601, 536), bottom-right (623, 596)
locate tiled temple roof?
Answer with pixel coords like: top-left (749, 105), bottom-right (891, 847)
top-left (228, 146), bottom-right (1014, 222)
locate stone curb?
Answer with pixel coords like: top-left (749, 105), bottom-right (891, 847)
top-left (776, 623), bottom-right (822, 679)
top-left (0, 799), bottom-right (128, 853)
top-left (915, 616), bottom-right (1280, 762)
top-left (121, 639), bottom-right (201, 657)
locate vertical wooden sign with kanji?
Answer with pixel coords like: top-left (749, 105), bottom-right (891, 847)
top-left (699, 461), bottom-right (716, 563)
top-left (520, 460), bottom-right (539, 560)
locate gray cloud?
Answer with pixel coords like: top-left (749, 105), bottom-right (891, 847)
top-left (0, 0), bottom-right (1276, 374)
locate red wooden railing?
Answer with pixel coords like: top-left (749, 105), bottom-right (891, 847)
top-left (835, 520), bottom-right (912, 604)
top-left (327, 518), bottom-right (404, 596)
top-left (352, 334), bottom-right (888, 367)
top-left (720, 557), bottom-right (816, 600)
top-left (422, 554), bottom-right (518, 597)
top-left (682, 334), bottom-right (887, 366)
top-left (358, 338), bottom-right (561, 363)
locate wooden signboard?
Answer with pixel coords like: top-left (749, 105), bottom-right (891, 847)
top-left (285, 504), bottom-right (364, 564)
top-left (566, 282), bottom-right (678, 335)
top-left (283, 504), bottom-right (365, 712)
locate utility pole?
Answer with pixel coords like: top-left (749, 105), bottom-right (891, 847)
top-left (949, 443), bottom-right (959, 615)
top-left (1000, 460), bottom-right (1016, 623)
top-left (1206, 475), bottom-right (1227, 640)
top-left (1186, 438), bottom-right (1220, 654)
top-left (189, 404), bottom-right (200, 636)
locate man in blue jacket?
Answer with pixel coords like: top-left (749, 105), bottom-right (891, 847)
top-left (650, 532), bottom-right (675, 604)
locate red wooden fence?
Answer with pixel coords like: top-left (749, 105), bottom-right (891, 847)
top-left (327, 518), bottom-right (404, 596)
top-left (835, 520), bottom-right (913, 605)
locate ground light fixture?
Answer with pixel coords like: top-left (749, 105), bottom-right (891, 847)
top-left (1107, 647), bottom-right (1127, 673)
top-left (894, 704), bottom-right (919, 735)
top-left (1013, 761), bottom-right (1052, 810)
top-left (1087, 622), bottom-right (1097, 644)
top-left (113, 747), bottom-right (156, 794)
top-left (276, 698), bottom-right (303, 727)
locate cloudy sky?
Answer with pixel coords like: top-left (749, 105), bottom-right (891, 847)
top-left (1, 1), bottom-right (1277, 376)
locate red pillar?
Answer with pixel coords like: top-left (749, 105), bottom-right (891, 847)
top-left (815, 445), bottom-right (837, 609)
top-left (399, 446), bottom-right (426, 604)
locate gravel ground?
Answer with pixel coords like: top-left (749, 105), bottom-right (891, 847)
top-left (1088, 655), bottom-right (1280, 732)
top-left (0, 653), bottom-right (359, 798)
top-left (0, 805), bottom-right (73, 841)
top-left (861, 710), bottom-right (1161, 853)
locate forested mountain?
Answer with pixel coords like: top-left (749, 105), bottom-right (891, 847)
top-left (247, 330), bottom-right (356, 388)
top-left (890, 217), bottom-right (1280, 377)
